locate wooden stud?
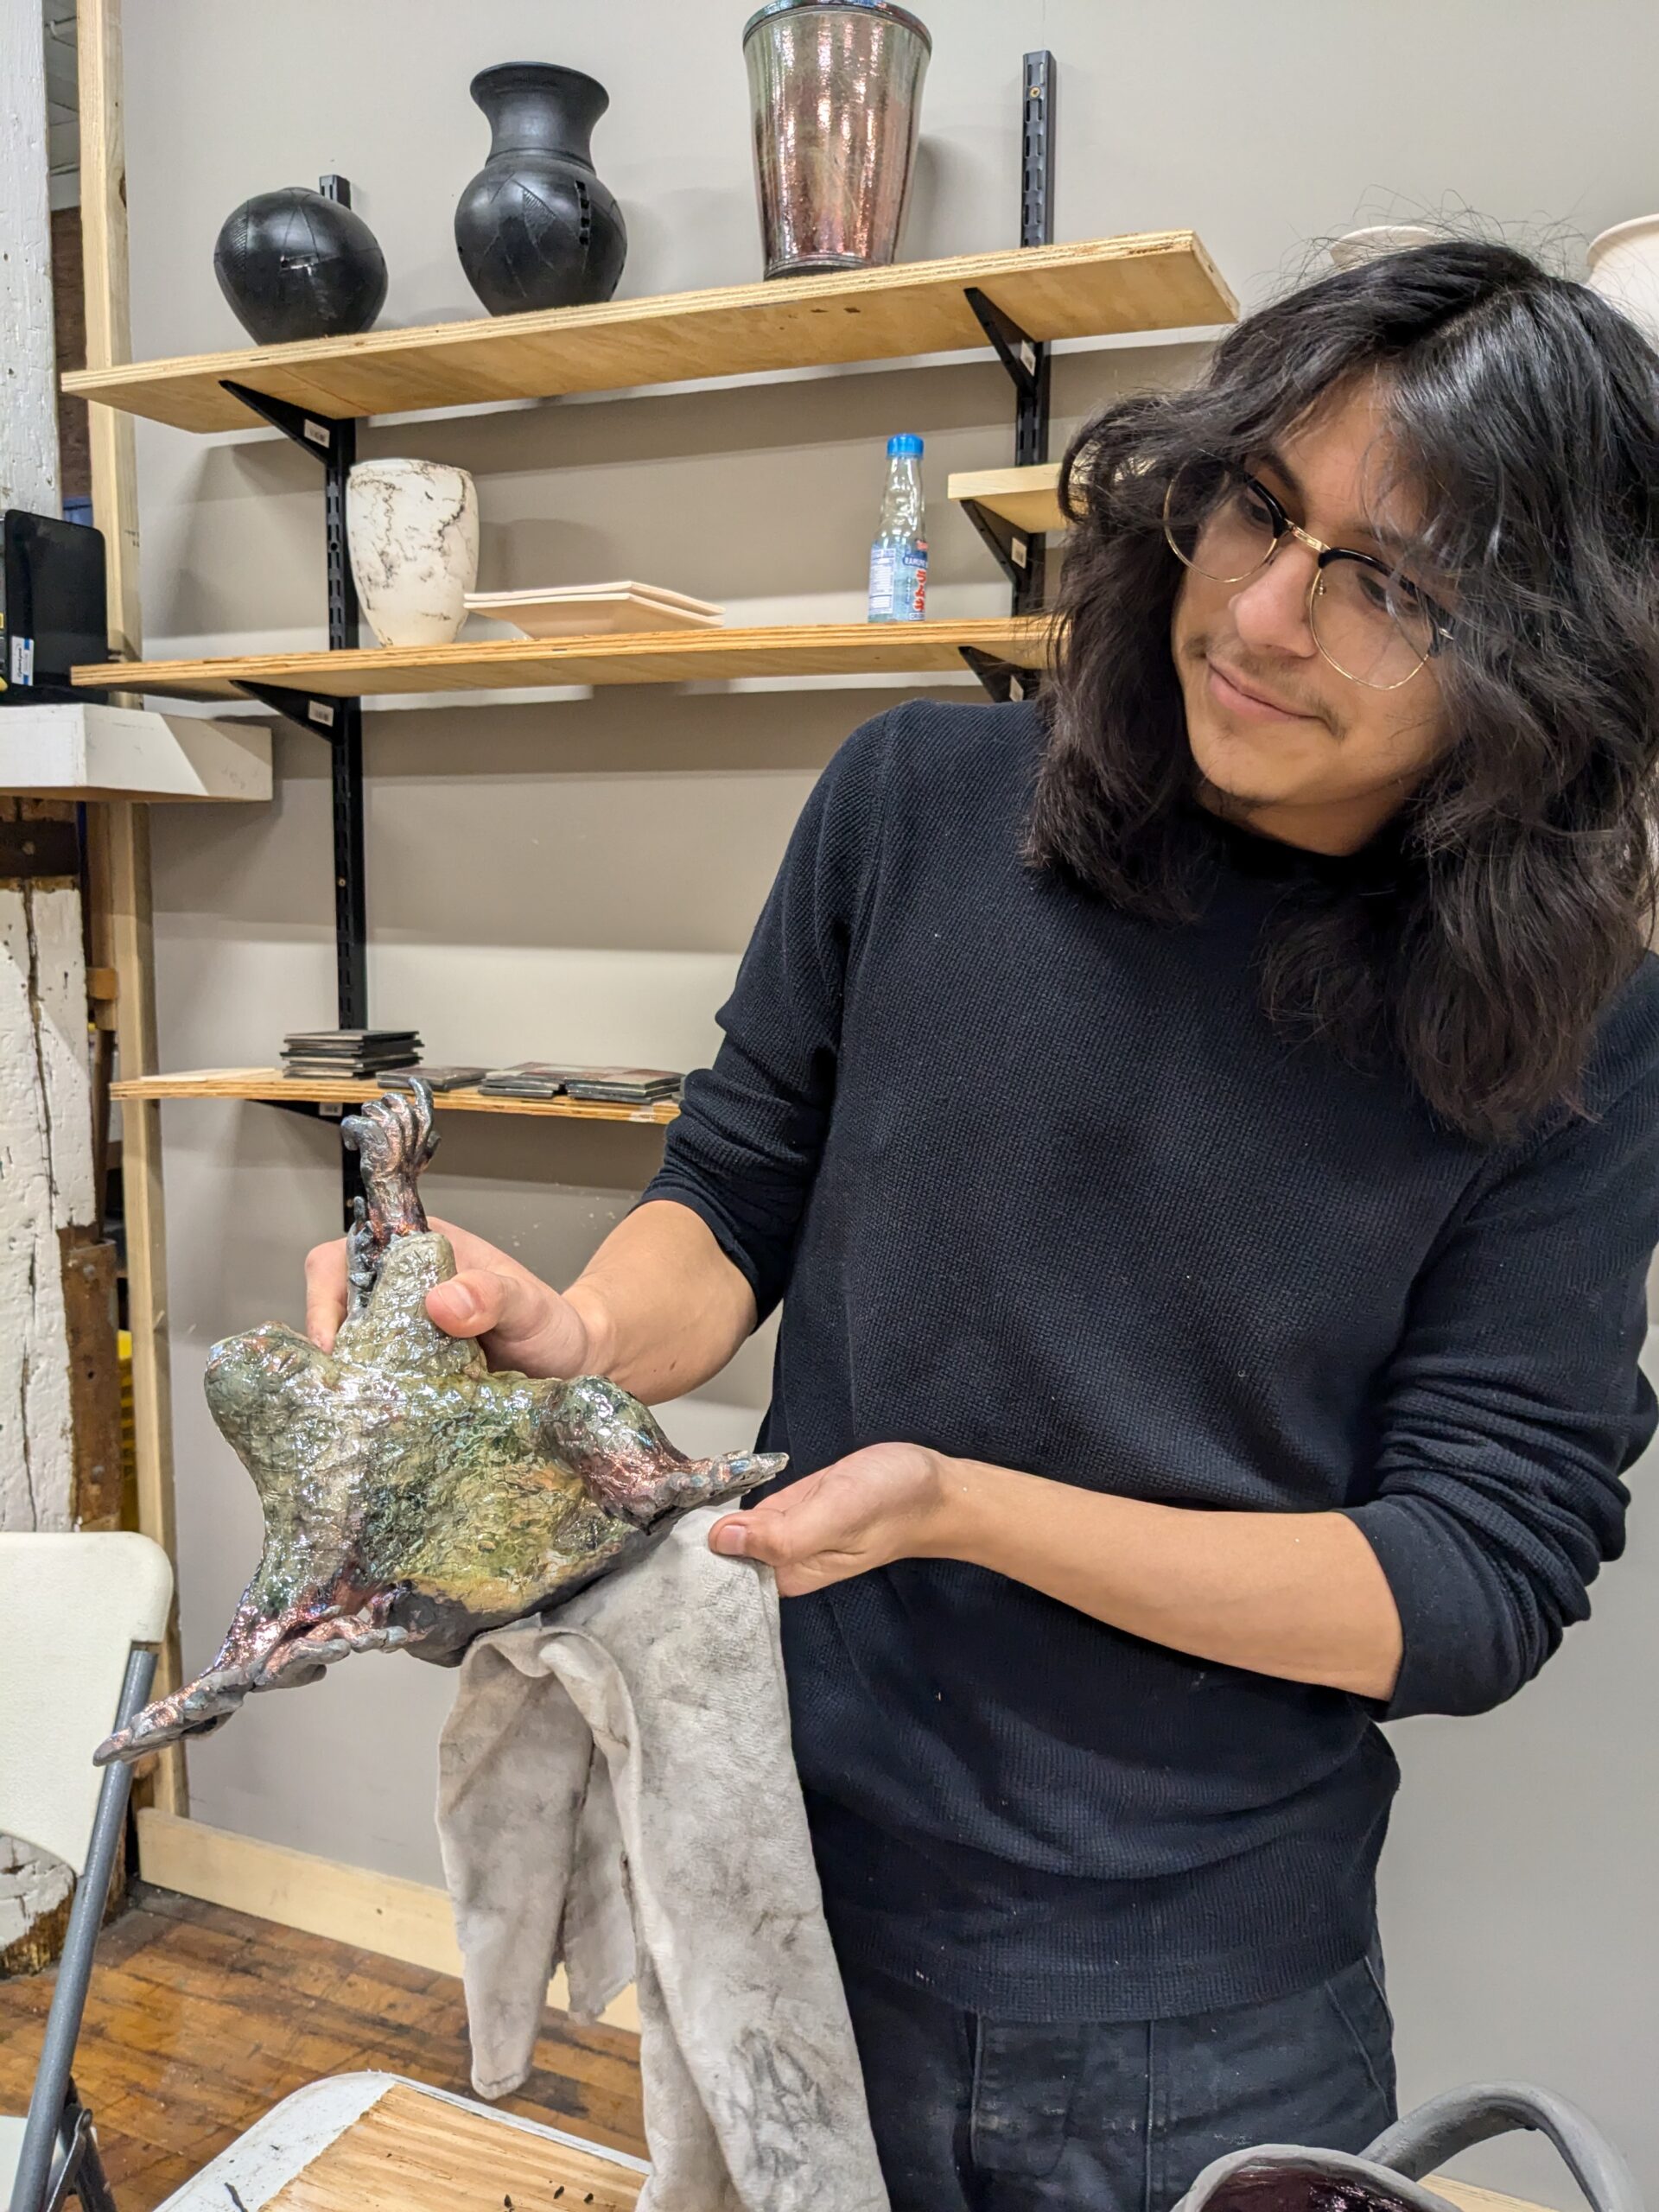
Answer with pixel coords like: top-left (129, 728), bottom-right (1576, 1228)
top-left (75, 0), bottom-right (140, 665)
top-left (61, 1230), bottom-right (123, 1529)
top-left (77, 0), bottom-right (188, 1819)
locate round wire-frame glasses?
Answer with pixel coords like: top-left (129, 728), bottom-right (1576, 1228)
top-left (1162, 459), bottom-right (1450, 691)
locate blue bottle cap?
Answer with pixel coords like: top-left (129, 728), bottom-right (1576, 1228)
top-left (887, 433), bottom-right (924, 457)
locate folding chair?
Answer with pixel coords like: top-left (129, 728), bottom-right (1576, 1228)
top-left (0, 1532), bottom-right (174, 2212)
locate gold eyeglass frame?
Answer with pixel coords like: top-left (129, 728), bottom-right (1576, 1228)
top-left (1162, 462), bottom-right (1448, 693)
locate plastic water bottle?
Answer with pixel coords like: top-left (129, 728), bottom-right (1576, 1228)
top-left (868, 433), bottom-right (927, 622)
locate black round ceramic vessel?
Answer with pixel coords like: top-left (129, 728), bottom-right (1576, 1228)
top-left (213, 187), bottom-right (388, 345)
top-left (454, 62), bottom-right (628, 316)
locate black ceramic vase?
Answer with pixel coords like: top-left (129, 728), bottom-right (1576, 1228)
top-left (213, 186), bottom-right (388, 345)
top-left (454, 63), bottom-right (627, 316)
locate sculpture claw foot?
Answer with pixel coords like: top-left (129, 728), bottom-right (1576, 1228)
top-left (96, 1593), bottom-right (416, 1764)
top-left (93, 1083), bottom-right (787, 1767)
top-left (550, 1376), bottom-right (787, 1523)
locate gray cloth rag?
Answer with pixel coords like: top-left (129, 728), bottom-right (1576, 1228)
top-left (435, 1506), bottom-right (890, 2212)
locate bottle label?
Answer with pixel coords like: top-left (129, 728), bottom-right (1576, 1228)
top-left (868, 540), bottom-right (928, 623)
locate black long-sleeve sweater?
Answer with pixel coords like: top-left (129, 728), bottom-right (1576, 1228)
top-left (643, 699), bottom-right (1659, 2021)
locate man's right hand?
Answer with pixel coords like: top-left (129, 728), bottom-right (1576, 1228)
top-left (303, 1216), bottom-right (601, 1378)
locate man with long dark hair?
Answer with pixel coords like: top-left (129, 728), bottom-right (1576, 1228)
top-left (309, 244), bottom-right (1659, 2209)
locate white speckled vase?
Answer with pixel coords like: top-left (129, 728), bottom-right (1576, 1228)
top-left (1327, 224), bottom-right (1437, 270)
top-left (346, 459), bottom-right (480, 648)
top-left (1586, 216), bottom-right (1659, 346)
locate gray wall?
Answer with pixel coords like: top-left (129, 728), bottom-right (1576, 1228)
top-left (124, 3), bottom-right (1657, 2198)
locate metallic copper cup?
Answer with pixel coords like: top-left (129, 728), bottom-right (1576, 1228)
top-left (743, 0), bottom-right (931, 281)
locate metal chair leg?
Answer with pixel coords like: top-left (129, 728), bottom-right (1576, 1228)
top-left (41, 2080), bottom-right (117, 2212)
top-left (7, 1648), bottom-right (156, 2212)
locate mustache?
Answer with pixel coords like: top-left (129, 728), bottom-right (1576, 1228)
top-left (1188, 634), bottom-right (1332, 724)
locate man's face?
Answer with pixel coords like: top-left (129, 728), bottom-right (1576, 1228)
top-left (1170, 377), bottom-right (1450, 854)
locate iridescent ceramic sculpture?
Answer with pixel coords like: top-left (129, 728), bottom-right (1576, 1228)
top-left (97, 1082), bottom-right (781, 1766)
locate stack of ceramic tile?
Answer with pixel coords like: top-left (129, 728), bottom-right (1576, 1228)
top-left (475, 1063), bottom-right (584, 1099)
top-left (565, 1066), bottom-right (683, 1103)
top-left (478, 1062), bottom-right (683, 1103)
top-left (281, 1028), bottom-right (423, 1079)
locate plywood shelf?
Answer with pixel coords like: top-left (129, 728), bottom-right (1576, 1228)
top-left (73, 616), bottom-right (1053, 703)
top-left (60, 232), bottom-right (1236, 434)
top-left (948, 461), bottom-right (1065, 534)
top-left (111, 1068), bottom-right (681, 1125)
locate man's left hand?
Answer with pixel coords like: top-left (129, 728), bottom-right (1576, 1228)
top-left (708, 1442), bottom-right (949, 1595)
top-left (706, 1440), bottom-right (1405, 1700)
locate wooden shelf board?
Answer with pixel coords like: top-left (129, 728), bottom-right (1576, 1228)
top-left (111, 1068), bottom-right (680, 1125)
top-left (949, 461), bottom-right (1065, 535)
top-left (60, 233), bottom-right (1236, 434)
top-left (73, 616), bottom-right (1053, 703)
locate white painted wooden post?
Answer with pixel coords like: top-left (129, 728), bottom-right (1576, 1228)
top-left (0, 0), bottom-right (60, 521)
top-left (0, 0), bottom-right (101, 1961)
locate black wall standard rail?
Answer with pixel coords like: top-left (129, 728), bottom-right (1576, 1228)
top-left (959, 49), bottom-right (1056, 699)
top-left (221, 181), bottom-right (368, 1216)
top-left (219, 396), bottom-right (366, 1027)
top-left (959, 645), bottom-right (1039, 707)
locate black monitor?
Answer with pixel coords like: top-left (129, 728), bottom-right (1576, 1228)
top-left (0, 511), bottom-right (111, 705)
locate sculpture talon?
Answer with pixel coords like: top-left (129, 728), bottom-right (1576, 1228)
top-left (344, 1078), bottom-right (439, 1242)
top-left (343, 1078), bottom-right (442, 1312)
top-left (95, 1082), bottom-right (786, 1766)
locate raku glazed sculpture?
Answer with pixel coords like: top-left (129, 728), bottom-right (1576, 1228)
top-left (97, 1082), bottom-right (782, 1766)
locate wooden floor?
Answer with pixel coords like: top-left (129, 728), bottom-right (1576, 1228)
top-left (0, 1885), bottom-right (646, 2211)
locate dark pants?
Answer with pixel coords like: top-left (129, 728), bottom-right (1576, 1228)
top-left (837, 1947), bottom-right (1397, 2212)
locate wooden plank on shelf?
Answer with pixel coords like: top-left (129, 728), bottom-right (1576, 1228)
top-left (72, 616), bottom-right (1054, 702)
top-left (949, 461), bottom-right (1065, 535)
top-left (111, 1067), bottom-right (681, 1125)
top-left (60, 232), bottom-right (1237, 434)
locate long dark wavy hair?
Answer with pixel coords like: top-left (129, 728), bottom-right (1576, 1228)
top-left (1029, 240), bottom-right (1659, 1142)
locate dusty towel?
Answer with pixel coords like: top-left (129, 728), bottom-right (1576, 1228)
top-left (435, 1507), bottom-right (889, 2212)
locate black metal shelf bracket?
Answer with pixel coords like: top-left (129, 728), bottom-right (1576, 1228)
top-left (959, 646), bottom-right (1039, 706)
top-left (219, 381), bottom-right (353, 473)
top-left (262, 1094), bottom-right (348, 1122)
top-left (231, 679), bottom-right (348, 736)
top-left (963, 288), bottom-right (1045, 416)
top-left (958, 496), bottom-right (1034, 593)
